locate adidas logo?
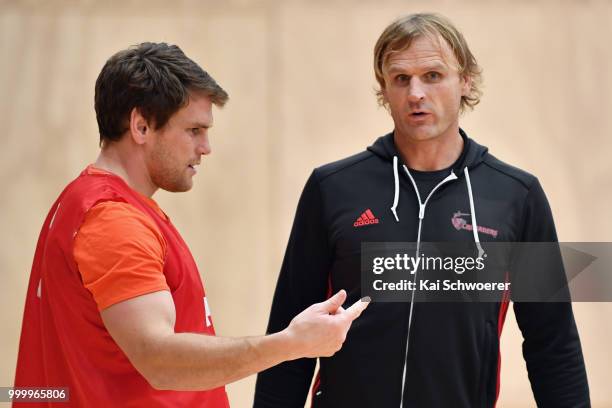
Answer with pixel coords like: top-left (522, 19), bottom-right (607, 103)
top-left (353, 209), bottom-right (380, 227)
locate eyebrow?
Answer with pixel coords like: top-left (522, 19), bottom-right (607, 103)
top-left (189, 122), bottom-right (213, 129)
top-left (386, 62), bottom-right (448, 74)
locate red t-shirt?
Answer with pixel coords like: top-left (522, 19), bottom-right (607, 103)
top-left (73, 193), bottom-right (169, 310)
top-left (14, 165), bottom-right (230, 407)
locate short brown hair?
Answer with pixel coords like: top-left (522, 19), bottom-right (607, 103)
top-left (95, 42), bottom-right (229, 145)
top-left (374, 13), bottom-right (482, 111)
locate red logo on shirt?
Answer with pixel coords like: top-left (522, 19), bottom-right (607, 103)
top-left (354, 209), bottom-right (379, 227)
top-left (451, 211), bottom-right (499, 238)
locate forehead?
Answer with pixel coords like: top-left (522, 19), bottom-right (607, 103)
top-left (170, 92), bottom-right (214, 126)
top-left (384, 34), bottom-right (459, 73)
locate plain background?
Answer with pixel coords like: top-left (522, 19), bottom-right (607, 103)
top-left (1, 1), bottom-right (611, 407)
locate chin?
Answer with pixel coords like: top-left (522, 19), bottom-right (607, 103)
top-left (159, 180), bottom-right (193, 193)
top-left (176, 182), bottom-right (193, 193)
top-left (403, 127), bottom-right (439, 141)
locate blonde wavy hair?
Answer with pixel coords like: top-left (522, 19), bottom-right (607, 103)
top-left (374, 13), bottom-right (483, 112)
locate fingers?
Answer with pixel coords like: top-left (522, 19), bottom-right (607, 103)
top-left (319, 290), bottom-right (347, 313)
top-left (343, 296), bottom-right (371, 321)
top-left (331, 305), bottom-right (345, 316)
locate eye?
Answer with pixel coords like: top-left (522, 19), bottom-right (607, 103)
top-left (395, 74), bottom-right (410, 84)
top-left (425, 72), bottom-right (442, 82)
top-left (190, 128), bottom-right (201, 136)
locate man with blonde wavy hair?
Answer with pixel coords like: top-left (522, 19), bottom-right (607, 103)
top-left (255, 13), bottom-right (589, 408)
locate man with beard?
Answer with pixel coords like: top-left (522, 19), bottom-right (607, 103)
top-left (14, 42), bottom-right (368, 407)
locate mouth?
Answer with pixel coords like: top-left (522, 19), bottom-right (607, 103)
top-left (188, 163), bottom-right (200, 174)
top-left (408, 111), bottom-right (431, 122)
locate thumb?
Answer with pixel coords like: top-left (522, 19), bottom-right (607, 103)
top-left (344, 296), bottom-right (371, 321)
top-left (319, 290), bottom-right (347, 313)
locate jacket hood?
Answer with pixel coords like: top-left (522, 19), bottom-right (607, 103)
top-left (367, 128), bottom-right (489, 174)
top-left (369, 127), bottom-right (489, 262)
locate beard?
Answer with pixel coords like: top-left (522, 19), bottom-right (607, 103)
top-left (148, 142), bottom-right (193, 193)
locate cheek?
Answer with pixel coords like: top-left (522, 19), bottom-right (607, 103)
top-left (385, 89), bottom-right (406, 110)
top-left (437, 84), bottom-right (463, 107)
top-left (150, 140), bottom-right (179, 173)
top-left (451, 79), bottom-right (467, 102)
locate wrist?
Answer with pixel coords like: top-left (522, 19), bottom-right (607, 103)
top-left (272, 328), bottom-right (302, 361)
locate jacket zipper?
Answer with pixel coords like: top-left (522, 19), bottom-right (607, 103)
top-left (398, 166), bottom-right (458, 408)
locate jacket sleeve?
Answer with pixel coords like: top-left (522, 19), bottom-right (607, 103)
top-left (512, 179), bottom-right (590, 407)
top-left (254, 171), bottom-right (333, 408)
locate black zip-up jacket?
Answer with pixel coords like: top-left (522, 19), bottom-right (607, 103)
top-left (254, 131), bottom-right (590, 408)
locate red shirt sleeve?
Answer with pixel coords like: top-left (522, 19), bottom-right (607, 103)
top-left (73, 201), bottom-right (169, 311)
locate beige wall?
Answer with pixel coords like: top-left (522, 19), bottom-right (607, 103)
top-left (1, 1), bottom-right (611, 407)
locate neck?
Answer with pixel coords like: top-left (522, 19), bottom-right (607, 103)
top-left (394, 127), bottom-right (464, 171)
top-left (94, 142), bottom-right (157, 197)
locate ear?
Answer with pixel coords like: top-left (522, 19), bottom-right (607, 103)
top-left (461, 74), bottom-right (472, 97)
top-left (129, 107), bottom-right (149, 145)
top-left (380, 84), bottom-right (390, 110)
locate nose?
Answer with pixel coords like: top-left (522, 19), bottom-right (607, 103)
top-left (407, 77), bottom-right (426, 103)
top-left (196, 134), bottom-right (212, 156)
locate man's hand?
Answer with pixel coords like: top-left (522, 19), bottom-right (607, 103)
top-left (100, 289), bottom-right (368, 390)
top-left (283, 290), bottom-right (370, 359)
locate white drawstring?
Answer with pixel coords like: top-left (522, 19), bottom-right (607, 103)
top-left (391, 158), bottom-right (485, 407)
top-left (463, 167), bottom-right (485, 259)
top-left (391, 156), bottom-right (400, 222)
top-left (390, 157), bottom-right (484, 258)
